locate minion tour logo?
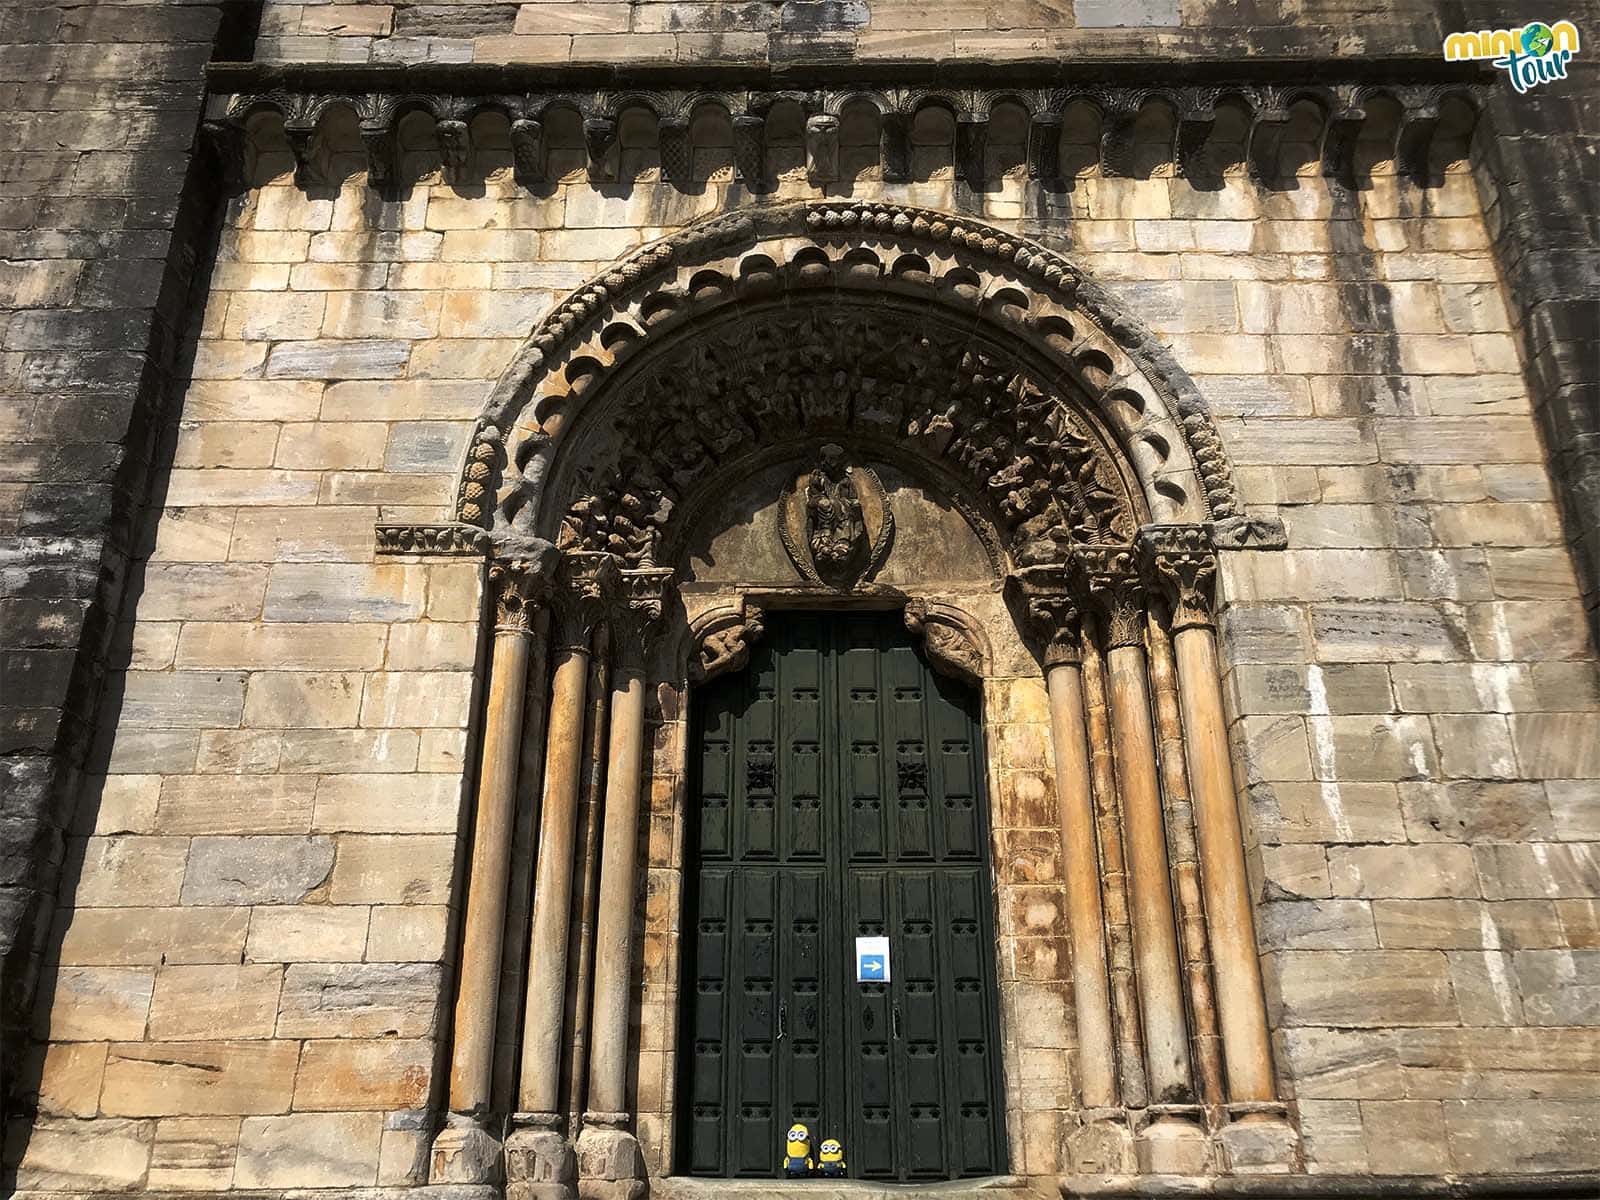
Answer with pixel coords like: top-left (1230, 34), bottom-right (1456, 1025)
top-left (1444, 20), bottom-right (1581, 92)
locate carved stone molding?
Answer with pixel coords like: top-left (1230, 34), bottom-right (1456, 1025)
top-left (1073, 545), bottom-right (1146, 651)
top-left (1008, 564), bottom-right (1084, 667)
top-left (553, 551), bottom-right (621, 653)
top-left (689, 605), bottom-right (767, 684)
top-left (903, 600), bottom-right (985, 685)
top-left (490, 542), bottom-right (562, 635)
top-left (611, 567), bottom-right (675, 668)
top-left (1207, 514), bottom-right (1289, 551)
top-left (212, 80), bottom-right (1484, 192)
top-left (375, 523), bottom-right (493, 556)
top-left (779, 445), bottom-right (895, 589)
top-left (1138, 525), bottom-right (1219, 633)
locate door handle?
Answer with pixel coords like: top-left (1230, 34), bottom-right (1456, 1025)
top-left (777, 1001), bottom-right (787, 1042)
top-left (893, 1003), bottom-right (903, 1041)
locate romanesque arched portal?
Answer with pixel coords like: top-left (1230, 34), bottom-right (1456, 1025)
top-left (423, 202), bottom-right (1297, 1197)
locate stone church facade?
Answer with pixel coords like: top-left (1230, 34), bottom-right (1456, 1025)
top-left (3, 0), bottom-right (1599, 1196)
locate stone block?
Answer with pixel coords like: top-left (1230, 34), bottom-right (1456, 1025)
top-left (73, 835), bottom-right (189, 907)
top-left (229, 506), bottom-right (379, 563)
top-left (329, 833), bottom-right (456, 904)
top-left (281, 729), bottom-right (421, 774)
top-left (1446, 950), bottom-right (1524, 1025)
top-left (244, 671), bottom-right (363, 729)
top-left (1476, 843), bottom-right (1600, 899)
top-left (313, 773), bottom-right (461, 833)
top-left (1280, 1027), bottom-right (1401, 1099)
top-left (385, 420), bottom-right (472, 473)
top-left (181, 835), bottom-right (335, 905)
top-left (235, 1111), bottom-right (384, 1187)
top-left (138, 563), bottom-right (269, 620)
top-left (1252, 782), bottom-right (1405, 844)
top-left (1359, 1100), bottom-right (1450, 1173)
top-left (12, 1117), bottom-right (154, 1190)
top-left (275, 962), bottom-right (442, 1038)
top-left (1431, 713), bottom-right (1518, 780)
top-left (147, 964), bottom-right (284, 1040)
top-left (1269, 951), bottom-right (1457, 1027)
top-left (1510, 713), bottom-right (1600, 776)
top-left (265, 339), bottom-right (411, 380)
top-left (176, 622), bottom-right (389, 670)
top-left (1234, 715), bottom-right (1313, 783)
top-left (1391, 662), bottom-right (1536, 714)
top-left (1258, 899), bottom-right (1377, 951)
top-left (263, 563), bottom-right (428, 623)
top-left (37, 966), bottom-right (153, 1041)
top-left (101, 1040), bottom-right (299, 1117)
top-left (367, 903), bottom-right (451, 963)
top-left (1310, 603), bottom-right (1468, 662)
top-left (34, 1041), bottom-right (109, 1117)
top-left (1315, 715), bottom-right (1436, 782)
top-left (73, 774), bottom-right (160, 836)
top-left (148, 1117), bottom-right (240, 1190)
top-left (246, 905), bottom-right (371, 963)
top-left (1546, 780), bottom-right (1600, 840)
top-left (359, 670), bottom-right (474, 728)
top-left (293, 1038), bottom-right (433, 1109)
top-left (387, 622), bottom-right (479, 671)
top-left (1374, 899), bottom-right (1564, 950)
top-left (322, 290), bottom-right (441, 339)
top-left (1399, 780), bottom-right (1554, 842)
top-left (1514, 949), bottom-right (1600, 1026)
top-left (1485, 548), bottom-right (1582, 599)
top-left (185, 380), bottom-right (323, 422)
top-left (164, 468), bottom-right (321, 507)
top-left (1470, 600), bottom-right (1594, 662)
top-left (275, 421), bottom-right (388, 471)
top-left (156, 774), bottom-right (316, 835)
top-left (1259, 844), bottom-right (1331, 900)
top-left (119, 670), bottom-right (247, 728)
top-left (57, 905), bottom-right (250, 965)
top-left (1327, 844), bottom-right (1478, 899)
top-left (1217, 603), bottom-right (1312, 663)
top-left (1443, 1100), bottom-right (1600, 1172)
top-left (197, 730), bottom-right (285, 774)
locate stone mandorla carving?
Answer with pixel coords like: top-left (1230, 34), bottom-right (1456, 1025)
top-left (559, 306), bottom-right (1135, 570)
top-left (778, 443), bottom-right (895, 588)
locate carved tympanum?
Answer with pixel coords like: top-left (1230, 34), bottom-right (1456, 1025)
top-left (558, 306), bottom-right (1135, 570)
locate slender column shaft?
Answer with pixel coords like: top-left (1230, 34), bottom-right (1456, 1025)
top-left (1080, 625), bottom-right (1147, 1108)
top-left (518, 640), bottom-right (592, 1113)
top-left (1105, 640), bottom-right (1194, 1103)
top-left (1045, 660), bottom-right (1118, 1109)
top-left (1175, 623), bottom-right (1276, 1103)
top-left (448, 556), bottom-right (553, 1116)
top-left (587, 662), bottom-right (648, 1115)
top-left (1147, 614), bottom-right (1225, 1108)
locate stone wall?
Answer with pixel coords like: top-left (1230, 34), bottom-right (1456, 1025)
top-left (0, 0), bottom-right (248, 1120)
top-left (11, 99), bottom-right (1600, 1191)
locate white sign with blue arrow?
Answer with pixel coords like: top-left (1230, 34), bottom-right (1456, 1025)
top-left (855, 935), bottom-right (891, 983)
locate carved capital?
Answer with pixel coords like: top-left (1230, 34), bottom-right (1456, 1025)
top-left (1072, 545), bottom-right (1145, 650)
top-left (806, 114), bottom-right (840, 183)
top-left (490, 550), bottom-right (559, 635)
top-left (611, 567), bottom-right (675, 669)
top-left (691, 606), bottom-right (766, 684)
top-left (510, 118), bottom-right (544, 186)
top-left (436, 119), bottom-right (470, 182)
top-left (553, 551), bottom-right (621, 652)
top-left (904, 600), bottom-right (984, 685)
top-left (1138, 524), bottom-right (1218, 633)
top-left (1008, 565), bottom-right (1082, 667)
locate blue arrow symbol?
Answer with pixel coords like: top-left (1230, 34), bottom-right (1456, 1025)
top-left (862, 957), bottom-right (884, 976)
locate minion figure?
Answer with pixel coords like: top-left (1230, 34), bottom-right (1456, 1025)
top-left (817, 1137), bottom-right (847, 1178)
top-left (782, 1123), bottom-right (813, 1177)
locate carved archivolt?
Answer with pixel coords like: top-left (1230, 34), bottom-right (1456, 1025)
top-left (457, 199), bottom-right (1270, 574)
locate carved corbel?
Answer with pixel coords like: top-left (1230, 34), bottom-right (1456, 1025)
top-left (1072, 545), bottom-right (1145, 650)
top-left (732, 114), bottom-right (766, 185)
top-left (1098, 95), bottom-right (1141, 179)
top-left (1396, 92), bottom-right (1442, 180)
top-left (584, 116), bottom-right (619, 182)
top-left (956, 117), bottom-right (988, 184)
top-left (613, 567), bottom-right (676, 669)
top-left (658, 117), bottom-right (692, 189)
top-left (1007, 565), bottom-right (1082, 667)
top-left (201, 119), bottom-right (248, 192)
top-left (903, 600), bottom-right (985, 686)
top-left (490, 542), bottom-right (562, 635)
top-left (436, 118), bottom-right (470, 182)
top-left (690, 605), bottom-right (766, 685)
top-left (283, 119), bottom-right (323, 188)
top-left (1246, 101), bottom-right (1292, 182)
top-left (1175, 103), bottom-right (1217, 180)
top-left (806, 114), bottom-right (840, 184)
top-left (1137, 525), bottom-right (1218, 633)
top-left (881, 110), bottom-right (912, 182)
top-left (360, 122), bottom-right (396, 189)
top-left (1320, 89), bottom-right (1367, 184)
top-left (553, 551), bottom-right (621, 652)
top-left (1026, 112), bottom-right (1062, 184)
top-left (511, 118), bottom-right (544, 186)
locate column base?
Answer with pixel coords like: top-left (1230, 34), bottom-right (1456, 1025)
top-left (1217, 1106), bottom-right (1300, 1175)
top-left (1134, 1111), bottom-right (1211, 1175)
top-left (1063, 1107), bottom-right (1136, 1174)
top-left (576, 1111), bottom-right (647, 1200)
top-left (506, 1113), bottom-right (578, 1200)
top-left (430, 1115), bottom-right (504, 1185)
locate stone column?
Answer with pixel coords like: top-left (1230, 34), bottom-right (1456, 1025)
top-left (1011, 569), bottom-right (1116, 1110)
top-left (433, 547), bottom-right (558, 1184)
top-left (577, 568), bottom-right (673, 1200)
top-left (508, 552), bottom-right (619, 1200)
top-left (1076, 547), bottom-right (1204, 1172)
top-left (1140, 528), bottom-right (1281, 1119)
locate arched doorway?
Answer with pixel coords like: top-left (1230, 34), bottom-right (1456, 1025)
top-left (678, 610), bottom-right (1007, 1180)
top-left (427, 202), bottom-right (1299, 1195)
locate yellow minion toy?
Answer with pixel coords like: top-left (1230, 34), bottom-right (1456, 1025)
top-left (782, 1123), bottom-right (813, 1176)
top-left (818, 1137), bottom-right (847, 1178)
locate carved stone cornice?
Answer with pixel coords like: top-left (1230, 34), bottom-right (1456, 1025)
top-left (903, 600), bottom-right (984, 685)
top-left (376, 523), bottom-right (493, 556)
top-left (1072, 545), bottom-right (1145, 651)
top-left (553, 551), bottom-right (621, 653)
top-left (1138, 524), bottom-right (1219, 633)
top-left (490, 541), bottom-right (562, 635)
top-left (1008, 564), bottom-right (1084, 668)
top-left (691, 606), bottom-right (766, 685)
top-left (611, 567), bottom-right (676, 670)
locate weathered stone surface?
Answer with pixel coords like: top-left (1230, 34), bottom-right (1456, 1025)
top-left (1327, 845), bottom-right (1478, 900)
top-left (235, 1111), bottom-right (384, 1187)
top-left (180, 835), bottom-right (335, 905)
top-left (275, 962), bottom-right (443, 1037)
top-left (292, 1037), bottom-right (434, 1109)
top-left (148, 1116), bottom-right (240, 1190)
top-left (12, 1117), bottom-right (155, 1189)
top-left (38, 966), bottom-right (154, 1041)
top-left (1269, 951), bottom-right (1458, 1027)
top-left (100, 1040), bottom-right (299, 1116)
top-left (146, 964), bottom-right (284, 1040)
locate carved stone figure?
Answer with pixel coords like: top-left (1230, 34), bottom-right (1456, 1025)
top-left (804, 444), bottom-right (866, 581)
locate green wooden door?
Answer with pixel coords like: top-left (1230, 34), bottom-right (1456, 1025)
top-left (678, 613), bottom-right (1007, 1180)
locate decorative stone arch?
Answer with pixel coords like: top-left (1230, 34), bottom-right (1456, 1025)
top-left (428, 201), bottom-right (1299, 1196)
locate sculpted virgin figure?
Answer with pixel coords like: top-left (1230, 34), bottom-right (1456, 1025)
top-left (805, 443), bottom-right (865, 578)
